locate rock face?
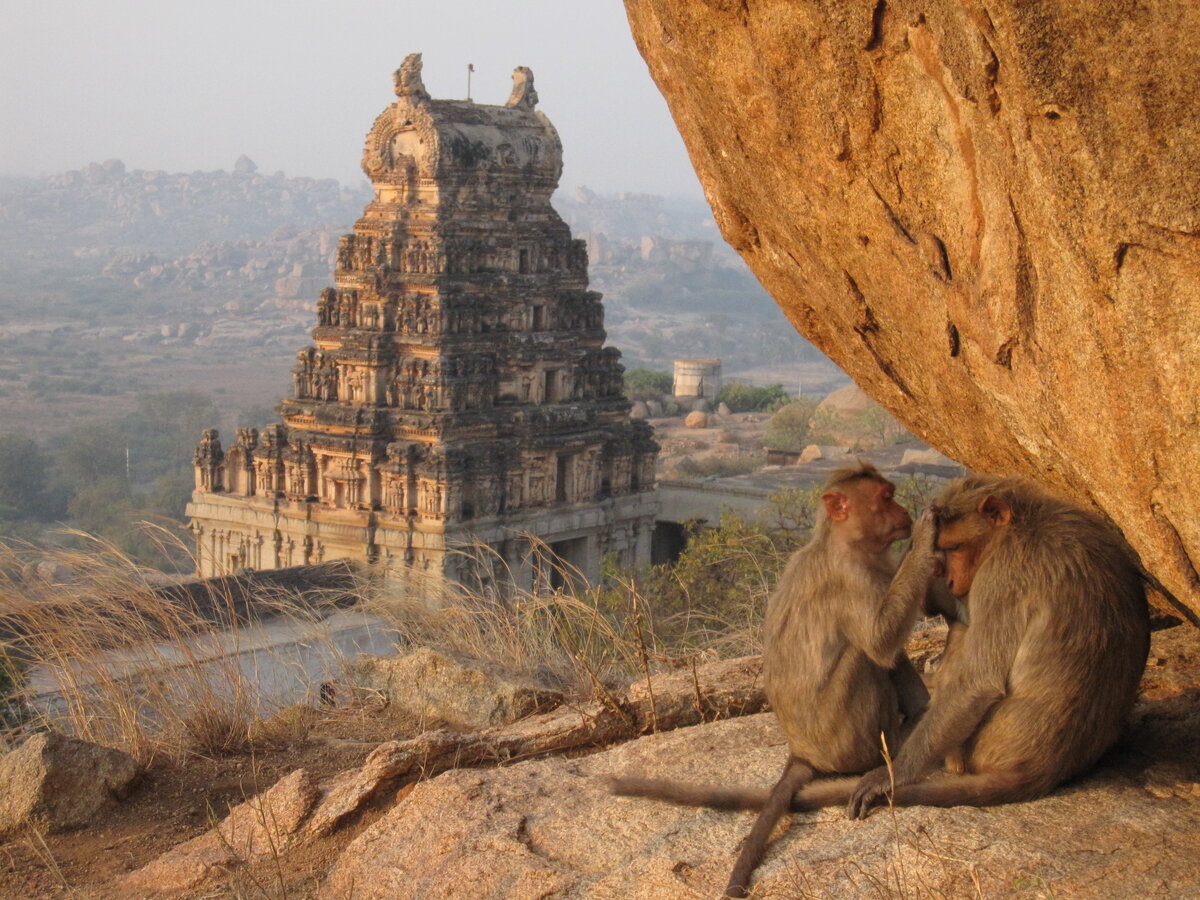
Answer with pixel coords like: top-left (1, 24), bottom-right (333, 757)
top-left (322, 660), bottom-right (1200, 898)
top-left (0, 732), bottom-right (141, 836)
top-left (127, 768), bottom-right (320, 893)
top-left (347, 648), bottom-right (564, 731)
top-left (623, 1), bottom-right (1200, 620)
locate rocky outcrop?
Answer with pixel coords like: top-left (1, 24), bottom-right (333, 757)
top-left (346, 648), bottom-right (565, 731)
top-left (321, 625), bottom-right (1200, 899)
top-left (0, 733), bottom-right (141, 836)
top-left (811, 383), bottom-right (907, 448)
top-left (321, 710), bottom-right (1200, 899)
top-left (623, 1), bottom-right (1200, 621)
top-left (125, 768), bottom-right (320, 893)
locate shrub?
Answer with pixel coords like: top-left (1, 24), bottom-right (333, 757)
top-left (0, 530), bottom-right (349, 763)
top-left (715, 381), bottom-right (790, 412)
top-left (623, 368), bottom-right (674, 401)
top-left (762, 397), bottom-right (821, 451)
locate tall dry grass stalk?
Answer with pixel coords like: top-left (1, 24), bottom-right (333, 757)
top-left (0, 525), bottom-right (362, 764)
top-left (363, 536), bottom-right (771, 703)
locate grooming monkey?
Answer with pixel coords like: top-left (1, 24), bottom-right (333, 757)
top-left (688, 475), bottom-right (1148, 820)
top-left (832, 474), bottom-right (1150, 816)
top-left (612, 463), bottom-right (939, 897)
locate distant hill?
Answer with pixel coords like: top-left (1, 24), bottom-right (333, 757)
top-left (0, 166), bottom-right (837, 442)
top-left (0, 158), bottom-right (370, 258)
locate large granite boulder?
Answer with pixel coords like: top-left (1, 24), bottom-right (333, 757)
top-left (321, 640), bottom-right (1200, 899)
top-left (0, 732), bottom-right (141, 836)
top-left (623, 0), bottom-right (1200, 621)
top-left (346, 648), bottom-right (564, 731)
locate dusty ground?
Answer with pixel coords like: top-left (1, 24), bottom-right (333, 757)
top-left (0, 703), bottom-right (435, 899)
top-left (652, 410), bottom-right (774, 478)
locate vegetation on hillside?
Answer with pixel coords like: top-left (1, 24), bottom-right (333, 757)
top-left (0, 391), bottom-right (224, 569)
top-left (622, 367), bottom-right (674, 400)
top-left (762, 396), bottom-right (821, 451)
top-left (715, 381), bottom-right (791, 412)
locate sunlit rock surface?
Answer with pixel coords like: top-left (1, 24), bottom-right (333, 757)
top-left (623, 0), bottom-right (1200, 620)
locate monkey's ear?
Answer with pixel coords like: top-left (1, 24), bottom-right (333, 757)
top-left (978, 495), bottom-right (1012, 527)
top-left (822, 491), bottom-right (850, 521)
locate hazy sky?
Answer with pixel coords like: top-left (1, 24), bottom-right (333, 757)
top-left (1, 1), bottom-right (703, 197)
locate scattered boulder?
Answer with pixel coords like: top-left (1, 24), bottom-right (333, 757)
top-left (347, 648), bottom-right (564, 731)
top-left (0, 733), bottom-right (141, 836)
top-left (684, 410), bottom-right (709, 429)
top-left (629, 400), bottom-right (649, 420)
top-left (126, 768), bottom-right (320, 893)
top-left (900, 447), bottom-right (957, 468)
top-left (810, 384), bottom-right (906, 448)
top-left (717, 402), bottom-right (732, 416)
top-left (645, 399), bottom-right (664, 417)
top-left (799, 444), bottom-right (823, 464)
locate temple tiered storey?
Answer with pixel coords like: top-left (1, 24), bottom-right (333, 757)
top-left (187, 55), bottom-right (658, 589)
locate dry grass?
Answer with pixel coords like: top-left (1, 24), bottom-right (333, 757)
top-left (0, 523), bottom-right (774, 765)
top-left (0, 526), bottom-right (358, 765)
top-left (362, 537), bottom-right (766, 704)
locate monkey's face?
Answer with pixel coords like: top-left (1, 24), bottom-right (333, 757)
top-left (932, 487), bottom-right (1014, 597)
top-left (936, 511), bottom-right (1003, 597)
top-left (848, 478), bottom-right (912, 546)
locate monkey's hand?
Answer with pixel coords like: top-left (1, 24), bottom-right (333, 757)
top-left (910, 508), bottom-right (937, 556)
top-left (847, 766), bottom-right (894, 820)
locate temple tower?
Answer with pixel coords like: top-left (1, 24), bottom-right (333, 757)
top-left (186, 55), bottom-right (658, 591)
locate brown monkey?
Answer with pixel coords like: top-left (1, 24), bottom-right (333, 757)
top-left (612, 463), bottom-right (939, 897)
top-left (787, 474), bottom-right (1150, 818)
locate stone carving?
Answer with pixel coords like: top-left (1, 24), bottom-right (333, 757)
top-left (193, 429), bottom-right (224, 492)
top-left (188, 58), bottom-right (659, 588)
top-left (393, 52), bottom-right (430, 104)
top-left (506, 66), bottom-right (538, 110)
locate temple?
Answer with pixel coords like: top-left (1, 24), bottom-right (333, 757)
top-left (187, 55), bottom-right (658, 591)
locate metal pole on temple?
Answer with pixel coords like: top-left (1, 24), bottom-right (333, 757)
top-left (467, 63), bottom-right (474, 101)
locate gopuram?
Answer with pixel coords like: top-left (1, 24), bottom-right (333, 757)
top-left (187, 55), bottom-right (658, 591)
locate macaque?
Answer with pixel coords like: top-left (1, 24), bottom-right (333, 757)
top-left (612, 463), bottom-right (938, 897)
top-left (788, 474), bottom-right (1149, 818)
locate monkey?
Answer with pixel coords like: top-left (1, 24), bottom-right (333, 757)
top-left (611, 462), bottom-right (940, 897)
top-left (766, 474), bottom-right (1150, 820)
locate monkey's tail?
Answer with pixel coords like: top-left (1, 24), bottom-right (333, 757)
top-left (725, 758), bottom-right (815, 898)
top-left (789, 776), bottom-right (860, 811)
top-left (607, 775), bottom-right (771, 811)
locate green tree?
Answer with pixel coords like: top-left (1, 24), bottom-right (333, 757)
top-left (121, 391), bottom-right (220, 483)
top-left (715, 381), bottom-right (790, 412)
top-left (55, 422), bottom-right (128, 489)
top-left (623, 368), bottom-right (674, 401)
top-left (762, 397), bottom-right (821, 452)
top-left (0, 433), bottom-right (51, 520)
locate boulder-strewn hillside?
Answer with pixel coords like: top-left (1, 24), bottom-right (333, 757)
top-left (622, 0), bottom-right (1200, 621)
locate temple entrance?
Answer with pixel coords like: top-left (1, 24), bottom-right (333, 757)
top-left (547, 536), bottom-right (588, 591)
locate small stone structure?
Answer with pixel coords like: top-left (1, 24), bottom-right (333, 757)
top-left (187, 55), bottom-right (658, 591)
top-left (672, 358), bottom-right (721, 400)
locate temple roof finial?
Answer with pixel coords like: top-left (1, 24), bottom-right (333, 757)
top-left (506, 66), bottom-right (538, 110)
top-left (394, 53), bottom-right (430, 104)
